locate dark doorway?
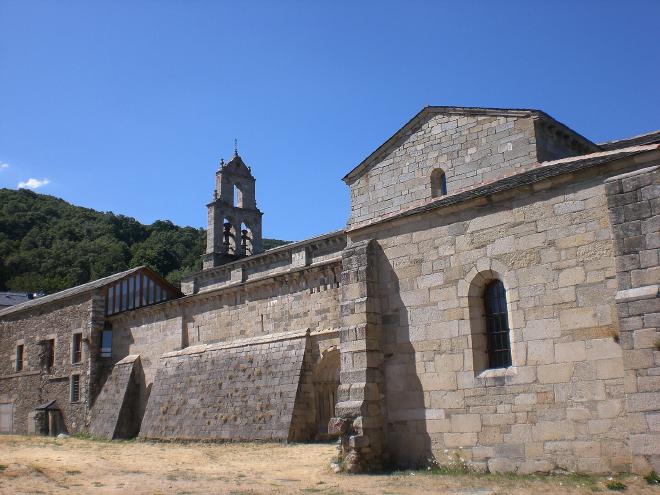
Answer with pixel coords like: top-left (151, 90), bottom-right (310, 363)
top-left (313, 348), bottom-right (340, 439)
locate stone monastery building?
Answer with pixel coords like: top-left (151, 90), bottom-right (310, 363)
top-left (1, 106), bottom-right (659, 475)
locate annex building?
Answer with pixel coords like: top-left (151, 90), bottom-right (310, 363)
top-left (1, 106), bottom-right (658, 475)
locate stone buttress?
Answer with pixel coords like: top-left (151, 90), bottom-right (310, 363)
top-left (139, 329), bottom-right (315, 441)
top-left (331, 239), bottom-right (388, 472)
top-left (605, 165), bottom-right (660, 473)
top-left (89, 355), bottom-right (145, 439)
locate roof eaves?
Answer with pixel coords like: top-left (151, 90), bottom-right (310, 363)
top-left (347, 144), bottom-right (660, 233)
top-left (599, 130), bottom-right (660, 151)
top-left (0, 266), bottom-right (180, 318)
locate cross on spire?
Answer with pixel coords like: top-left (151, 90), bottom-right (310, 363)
top-left (234, 138), bottom-right (238, 157)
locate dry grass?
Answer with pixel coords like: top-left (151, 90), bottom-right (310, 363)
top-left (0, 435), bottom-right (656, 494)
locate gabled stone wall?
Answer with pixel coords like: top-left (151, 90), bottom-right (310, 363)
top-left (346, 111), bottom-right (597, 230)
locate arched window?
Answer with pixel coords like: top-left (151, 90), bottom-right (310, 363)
top-left (484, 280), bottom-right (512, 369)
top-left (233, 184), bottom-right (244, 208)
top-left (431, 168), bottom-right (447, 198)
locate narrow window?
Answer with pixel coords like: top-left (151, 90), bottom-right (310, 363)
top-left (107, 286), bottom-right (114, 315)
top-left (70, 375), bottom-right (80, 403)
top-left (15, 345), bottom-right (24, 372)
top-left (431, 168), bottom-right (448, 198)
top-left (101, 330), bottom-right (112, 358)
top-left (484, 280), bottom-right (512, 369)
top-left (72, 334), bottom-right (82, 364)
top-left (46, 339), bottom-right (55, 369)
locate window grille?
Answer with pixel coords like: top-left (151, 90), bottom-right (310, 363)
top-left (70, 375), bottom-right (80, 403)
top-left (105, 272), bottom-right (174, 316)
top-left (484, 280), bottom-right (512, 369)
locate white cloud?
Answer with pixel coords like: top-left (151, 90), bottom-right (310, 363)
top-left (0, 162), bottom-right (9, 171)
top-left (18, 178), bottom-right (50, 189)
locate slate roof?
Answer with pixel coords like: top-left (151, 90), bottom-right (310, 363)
top-left (599, 130), bottom-right (660, 151)
top-left (0, 292), bottom-right (32, 308)
top-left (342, 106), bottom-right (598, 184)
top-left (0, 266), bottom-right (180, 318)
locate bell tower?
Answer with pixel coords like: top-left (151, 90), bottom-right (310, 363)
top-left (203, 149), bottom-right (264, 269)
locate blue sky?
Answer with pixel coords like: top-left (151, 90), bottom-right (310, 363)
top-left (1, 1), bottom-right (659, 241)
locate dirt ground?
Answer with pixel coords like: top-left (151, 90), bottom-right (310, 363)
top-left (0, 435), bottom-right (656, 495)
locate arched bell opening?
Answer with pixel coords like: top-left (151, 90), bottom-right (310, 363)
top-left (240, 222), bottom-right (253, 256)
top-left (222, 218), bottom-right (237, 255)
top-left (313, 348), bottom-right (340, 440)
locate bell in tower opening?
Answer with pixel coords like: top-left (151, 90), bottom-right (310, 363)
top-left (202, 149), bottom-right (264, 269)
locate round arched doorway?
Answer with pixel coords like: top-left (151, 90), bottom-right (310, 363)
top-left (313, 348), bottom-right (340, 440)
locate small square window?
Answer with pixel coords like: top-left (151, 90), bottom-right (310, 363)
top-left (15, 345), bottom-right (24, 372)
top-left (70, 375), bottom-right (80, 403)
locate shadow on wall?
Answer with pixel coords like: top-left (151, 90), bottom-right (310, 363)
top-left (119, 359), bottom-right (148, 439)
top-left (373, 243), bottom-right (433, 468)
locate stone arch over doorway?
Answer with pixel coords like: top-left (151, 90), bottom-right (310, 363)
top-left (313, 347), bottom-right (340, 439)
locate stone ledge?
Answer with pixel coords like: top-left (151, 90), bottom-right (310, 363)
top-left (161, 328), bottom-right (310, 359)
top-left (0, 370), bottom-right (41, 381)
top-left (604, 165), bottom-right (660, 183)
top-left (116, 354), bottom-right (140, 365)
top-left (615, 285), bottom-right (660, 304)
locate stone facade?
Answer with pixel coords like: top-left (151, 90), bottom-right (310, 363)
top-left (0, 106), bottom-right (658, 476)
top-left (0, 267), bottom-right (178, 436)
top-left (0, 294), bottom-right (98, 435)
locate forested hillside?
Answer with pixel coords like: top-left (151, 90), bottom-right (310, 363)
top-left (0, 188), bottom-right (289, 293)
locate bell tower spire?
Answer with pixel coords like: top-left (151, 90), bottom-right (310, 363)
top-left (203, 149), bottom-right (264, 269)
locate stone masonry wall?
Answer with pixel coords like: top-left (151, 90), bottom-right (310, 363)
top-left (0, 295), bottom-right (95, 435)
top-left (139, 330), bottom-right (313, 441)
top-left (110, 262), bottom-right (342, 387)
top-left (349, 162), bottom-right (634, 473)
top-left (605, 165), bottom-right (660, 473)
top-left (111, 310), bottom-right (183, 387)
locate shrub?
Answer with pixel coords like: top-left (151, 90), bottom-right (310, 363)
top-left (606, 480), bottom-right (626, 491)
top-left (644, 471), bottom-right (660, 485)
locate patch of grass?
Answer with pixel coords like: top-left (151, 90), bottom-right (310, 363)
top-left (0, 464), bottom-right (7, 471)
top-left (426, 452), bottom-right (479, 476)
top-left (91, 481), bottom-right (104, 487)
top-left (29, 464), bottom-right (47, 476)
top-left (645, 471), bottom-right (660, 485)
top-left (65, 469), bottom-right (81, 475)
top-left (606, 480), bottom-right (626, 491)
